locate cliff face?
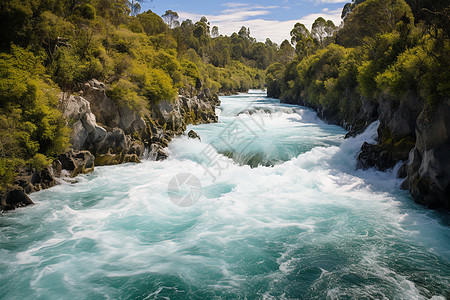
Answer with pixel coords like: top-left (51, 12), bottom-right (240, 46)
top-left (0, 80), bottom-right (220, 211)
top-left (61, 79), bottom-right (218, 165)
top-left (402, 99), bottom-right (450, 209)
top-left (280, 92), bottom-right (450, 210)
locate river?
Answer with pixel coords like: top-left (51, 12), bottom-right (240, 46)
top-left (1, 90), bottom-right (449, 299)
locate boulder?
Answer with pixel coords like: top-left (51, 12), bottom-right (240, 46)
top-left (60, 93), bottom-right (108, 151)
top-left (57, 150), bottom-right (95, 177)
top-left (187, 130), bottom-right (201, 141)
top-left (80, 79), bottom-right (121, 127)
top-left (0, 186), bottom-right (34, 211)
top-left (14, 166), bottom-right (57, 194)
top-left (356, 142), bottom-right (394, 171)
top-left (150, 144), bottom-right (168, 161)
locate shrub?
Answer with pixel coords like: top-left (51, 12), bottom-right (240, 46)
top-left (107, 79), bottom-right (148, 115)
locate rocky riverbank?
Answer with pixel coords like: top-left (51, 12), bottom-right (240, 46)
top-left (1, 80), bottom-right (220, 211)
top-left (280, 91), bottom-right (450, 210)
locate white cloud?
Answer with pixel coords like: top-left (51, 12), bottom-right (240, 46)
top-left (223, 2), bottom-right (250, 8)
top-left (314, 0), bottom-right (347, 3)
top-left (178, 5), bottom-right (343, 45)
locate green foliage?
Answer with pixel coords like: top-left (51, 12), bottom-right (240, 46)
top-left (0, 158), bottom-right (22, 190)
top-left (0, 45), bottom-right (69, 188)
top-left (28, 153), bottom-right (53, 171)
top-left (131, 63), bottom-right (177, 103)
top-left (106, 79), bottom-right (148, 114)
top-left (266, 63), bottom-right (285, 98)
top-left (137, 10), bottom-right (168, 35)
top-left (181, 60), bottom-right (200, 86)
top-left (52, 48), bottom-right (81, 89)
top-left (337, 0), bottom-right (414, 48)
top-left (0, 0), bottom-right (343, 190)
top-left (271, 0), bottom-right (449, 132)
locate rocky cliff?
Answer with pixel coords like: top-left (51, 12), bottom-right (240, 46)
top-left (1, 80), bottom-right (220, 211)
top-left (281, 92), bottom-right (450, 210)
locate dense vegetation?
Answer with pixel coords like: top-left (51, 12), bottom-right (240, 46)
top-left (0, 0), bottom-right (290, 190)
top-left (267, 0), bottom-right (449, 123)
top-left (2, 0), bottom-right (448, 191)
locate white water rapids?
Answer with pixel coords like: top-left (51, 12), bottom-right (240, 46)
top-left (1, 90), bottom-right (449, 299)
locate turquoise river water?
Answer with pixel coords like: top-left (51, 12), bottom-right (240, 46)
top-left (1, 90), bottom-right (449, 299)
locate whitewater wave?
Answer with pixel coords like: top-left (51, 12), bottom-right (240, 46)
top-left (1, 91), bottom-right (448, 300)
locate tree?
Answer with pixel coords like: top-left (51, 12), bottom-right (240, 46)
top-left (311, 18), bottom-right (338, 48)
top-left (162, 10), bottom-right (179, 29)
top-left (137, 10), bottom-right (168, 35)
top-left (211, 26), bottom-right (219, 38)
top-left (290, 22), bottom-right (314, 57)
top-left (341, 0), bottom-right (368, 19)
top-left (265, 38), bottom-right (274, 47)
top-left (279, 39), bottom-right (295, 63)
top-left (325, 20), bottom-right (337, 37)
top-left (312, 17), bottom-right (328, 46)
top-left (336, 0), bottom-right (414, 48)
top-left (290, 22), bottom-right (310, 45)
top-left (129, 0), bottom-right (143, 16)
top-left (238, 26), bottom-right (250, 39)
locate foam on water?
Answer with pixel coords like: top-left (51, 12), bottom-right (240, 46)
top-left (1, 90), bottom-right (449, 299)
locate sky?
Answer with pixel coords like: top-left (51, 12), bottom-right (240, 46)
top-left (141, 0), bottom-right (348, 44)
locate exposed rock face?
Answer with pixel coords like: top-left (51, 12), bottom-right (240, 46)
top-left (60, 89), bottom-right (145, 166)
top-left (57, 150), bottom-right (95, 177)
top-left (281, 87), bottom-right (449, 210)
top-left (60, 93), bottom-right (107, 151)
top-left (3, 80), bottom-right (221, 212)
top-left (401, 99), bottom-right (450, 209)
top-left (145, 88), bottom-right (219, 160)
top-left (71, 80), bottom-right (219, 164)
top-left (356, 93), bottom-right (450, 210)
top-left (0, 186), bottom-right (34, 211)
top-left (151, 91), bottom-right (219, 133)
top-left (356, 92), bottom-right (421, 171)
top-left (14, 166), bottom-right (57, 194)
top-left (356, 142), bottom-right (392, 171)
top-left (0, 150), bottom-right (97, 211)
top-left (345, 97), bottom-right (379, 138)
top-left (80, 79), bottom-right (146, 134)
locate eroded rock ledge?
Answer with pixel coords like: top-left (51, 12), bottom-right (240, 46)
top-left (1, 79), bottom-right (220, 211)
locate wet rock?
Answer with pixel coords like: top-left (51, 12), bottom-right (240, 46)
top-left (143, 88), bottom-right (219, 162)
top-left (14, 166), bottom-right (57, 193)
top-left (1, 186), bottom-right (34, 211)
top-left (403, 98), bottom-right (450, 210)
top-left (150, 144), bottom-right (169, 161)
top-left (356, 142), bottom-right (394, 171)
top-left (57, 150), bottom-right (95, 177)
top-left (345, 97), bottom-right (379, 138)
top-left (188, 130), bottom-right (201, 141)
top-left (397, 162), bottom-right (408, 179)
top-left (356, 92), bottom-right (423, 178)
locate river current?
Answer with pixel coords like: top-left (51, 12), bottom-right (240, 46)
top-left (1, 90), bottom-right (449, 299)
